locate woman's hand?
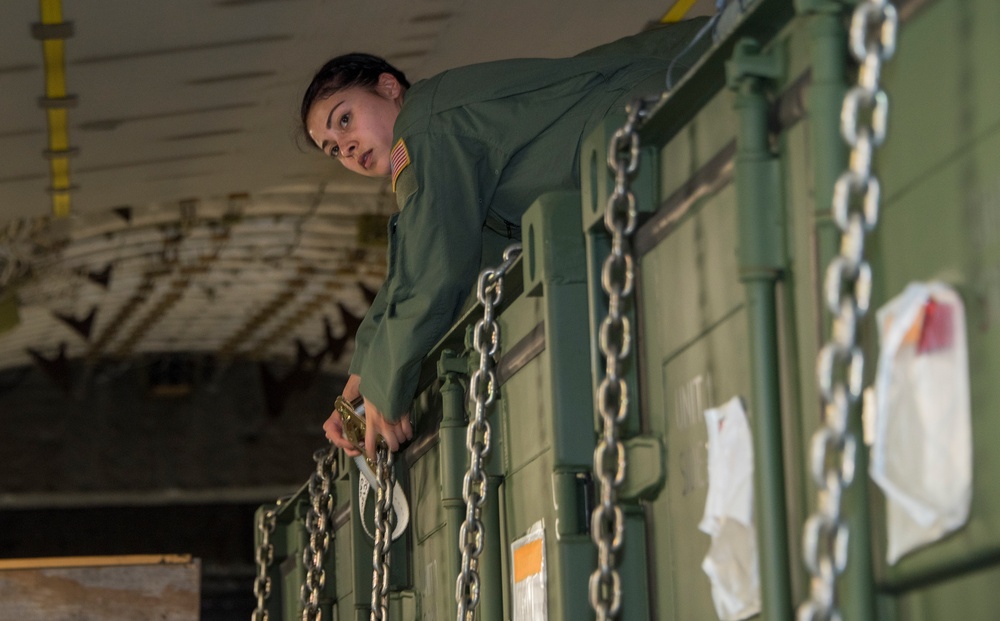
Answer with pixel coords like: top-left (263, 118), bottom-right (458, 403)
top-left (323, 373), bottom-right (413, 460)
top-left (362, 397), bottom-right (413, 462)
top-left (323, 374), bottom-right (363, 456)
top-left (323, 410), bottom-right (362, 457)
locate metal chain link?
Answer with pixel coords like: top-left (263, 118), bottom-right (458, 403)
top-left (455, 244), bottom-right (522, 621)
top-left (797, 2), bottom-right (897, 620)
top-left (301, 447), bottom-right (338, 621)
top-left (589, 97), bottom-right (656, 621)
top-left (371, 446), bottom-right (396, 621)
top-left (252, 507), bottom-right (278, 621)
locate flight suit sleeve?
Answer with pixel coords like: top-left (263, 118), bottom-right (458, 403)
top-left (355, 131), bottom-right (501, 421)
top-left (347, 279), bottom-right (389, 377)
top-left (574, 16), bottom-right (712, 64)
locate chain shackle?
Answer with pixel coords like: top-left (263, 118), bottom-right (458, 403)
top-left (301, 447), bottom-right (338, 621)
top-left (370, 446), bottom-right (396, 621)
top-left (589, 97), bottom-right (655, 621)
top-left (798, 2), bottom-right (897, 620)
top-left (456, 244), bottom-right (521, 621)
top-left (252, 507), bottom-right (278, 621)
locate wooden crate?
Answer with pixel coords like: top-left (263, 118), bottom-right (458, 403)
top-left (0, 555), bottom-right (200, 621)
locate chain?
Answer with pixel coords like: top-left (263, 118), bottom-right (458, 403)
top-left (588, 97), bottom-right (656, 621)
top-left (370, 446), bottom-right (396, 621)
top-left (797, 2), bottom-right (897, 620)
top-left (252, 507), bottom-right (278, 621)
top-left (301, 447), bottom-right (338, 621)
top-left (455, 244), bottom-right (522, 621)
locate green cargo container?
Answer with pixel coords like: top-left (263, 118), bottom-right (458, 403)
top-left (254, 0), bottom-right (1000, 618)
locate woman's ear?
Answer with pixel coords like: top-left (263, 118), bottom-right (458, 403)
top-left (377, 73), bottom-right (403, 100)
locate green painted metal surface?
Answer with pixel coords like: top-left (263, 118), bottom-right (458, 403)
top-left (498, 191), bottom-right (611, 620)
top-left (872, 0), bottom-right (1000, 597)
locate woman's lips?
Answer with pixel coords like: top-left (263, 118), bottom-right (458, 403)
top-left (360, 150), bottom-right (372, 169)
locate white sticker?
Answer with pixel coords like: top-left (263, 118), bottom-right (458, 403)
top-left (511, 520), bottom-right (547, 621)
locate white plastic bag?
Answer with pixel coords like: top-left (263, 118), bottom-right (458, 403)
top-left (699, 396), bottom-right (761, 621)
top-left (872, 281), bottom-right (972, 564)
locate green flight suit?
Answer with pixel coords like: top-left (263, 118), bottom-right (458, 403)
top-left (351, 18), bottom-right (711, 421)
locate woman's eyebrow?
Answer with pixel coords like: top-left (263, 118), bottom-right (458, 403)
top-left (319, 99), bottom-right (347, 152)
top-left (325, 99), bottom-right (346, 130)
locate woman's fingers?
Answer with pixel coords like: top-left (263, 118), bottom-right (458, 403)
top-left (364, 404), bottom-right (380, 462)
top-left (360, 399), bottom-right (413, 461)
top-left (323, 411), bottom-right (361, 456)
top-left (400, 414), bottom-right (414, 442)
top-left (343, 374), bottom-right (362, 403)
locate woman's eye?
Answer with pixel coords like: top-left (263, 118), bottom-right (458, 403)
top-left (330, 145), bottom-right (340, 158)
top-left (339, 113), bottom-right (349, 128)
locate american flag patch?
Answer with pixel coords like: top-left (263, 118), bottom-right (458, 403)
top-left (390, 138), bottom-right (411, 192)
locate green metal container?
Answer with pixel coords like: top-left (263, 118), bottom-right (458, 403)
top-left (255, 1), bottom-right (1000, 618)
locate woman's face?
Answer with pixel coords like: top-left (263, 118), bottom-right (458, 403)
top-left (306, 73), bottom-right (404, 178)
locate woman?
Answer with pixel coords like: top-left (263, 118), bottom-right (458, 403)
top-left (302, 18), bottom-right (710, 461)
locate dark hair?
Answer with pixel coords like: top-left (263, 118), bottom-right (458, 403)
top-left (300, 53), bottom-right (410, 148)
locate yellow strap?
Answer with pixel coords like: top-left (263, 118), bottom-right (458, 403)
top-left (40, 0), bottom-right (62, 23)
top-left (38, 0), bottom-right (73, 217)
top-left (661, 0), bottom-right (700, 23)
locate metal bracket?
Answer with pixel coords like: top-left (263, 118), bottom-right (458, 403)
top-left (552, 470), bottom-right (593, 538)
top-left (619, 435), bottom-right (666, 501)
top-left (30, 21), bottom-right (74, 40)
top-left (45, 185), bottom-right (79, 195)
top-left (436, 348), bottom-right (468, 379)
top-left (43, 147), bottom-right (79, 159)
top-left (389, 590), bottom-right (418, 621)
top-left (37, 95), bottom-right (78, 109)
top-left (725, 37), bottom-right (785, 90)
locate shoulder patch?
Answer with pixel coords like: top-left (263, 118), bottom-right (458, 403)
top-left (390, 138), bottom-right (411, 192)
top-left (393, 166), bottom-right (418, 207)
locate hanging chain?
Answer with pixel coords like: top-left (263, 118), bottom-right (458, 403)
top-left (301, 447), bottom-right (338, 621)
top-left (252, 507), bottom-right (278, 621)
top-left (456, 244), bottom-right (522, 621)
top-left (370, 446), bottom-right (396, 621)
top-left (798, 2), bottom-right (897, 620)
top-left (589, 97), bottom-right (656, 621)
